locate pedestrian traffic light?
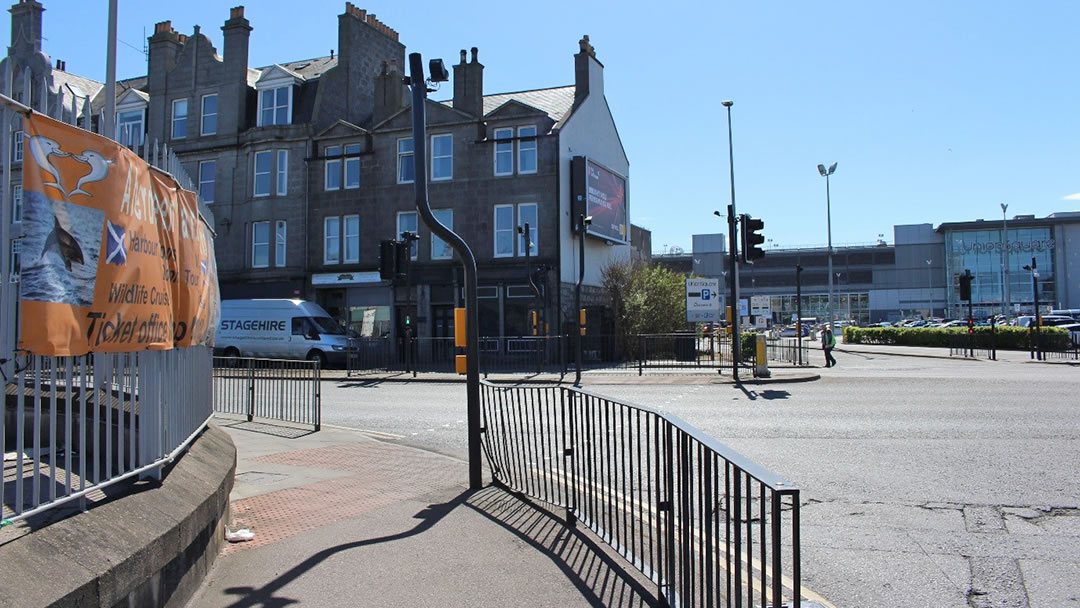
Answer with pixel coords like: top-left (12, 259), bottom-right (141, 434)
top-left (959, 269), bottom-right (974, 301)
top-left (740, 215), bottom-right (765, 263)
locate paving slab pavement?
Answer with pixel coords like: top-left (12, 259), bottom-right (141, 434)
top-left (187, 423), bottom-right (658, 607)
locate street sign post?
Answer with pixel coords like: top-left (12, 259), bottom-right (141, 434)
top-left (686, 278), bottom-right (722, 322)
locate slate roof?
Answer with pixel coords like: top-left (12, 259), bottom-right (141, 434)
top-left (479, 85), bottom-right (576, 123)
top-left (256, 55), bottom-right (338, 82)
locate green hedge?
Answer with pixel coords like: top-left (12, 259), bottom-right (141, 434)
top-left (842, 325), bottom-right (1071, 350)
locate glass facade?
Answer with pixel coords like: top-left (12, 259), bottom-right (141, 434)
top-left (944, 227), bottom-right (1055, 316)
top-left (765, 293), bottom-right (870, 326)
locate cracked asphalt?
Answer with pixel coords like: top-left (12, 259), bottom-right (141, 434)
top-left (321, 352), bottom-right (1080, 607)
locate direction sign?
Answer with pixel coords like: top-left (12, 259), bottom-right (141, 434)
top-left (686, 278), bottom-right (722, 322)
top-left (751, 295), bottom-right (771, 316)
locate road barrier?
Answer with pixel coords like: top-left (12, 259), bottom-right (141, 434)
top-left (480, 381), bottom-right (802, 607)
top-left (213, 357), bottom-right (321, 431)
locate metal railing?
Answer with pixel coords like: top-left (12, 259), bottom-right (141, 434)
top-left (948, 332), bottom-right (997, 359)
top-left (480, 382), bottom-right (801, 607)
top-left (764, 337), bottom-right (811, 366)
top-left (2, 348), bottom-right (213, 523)
top-left (213, 357), bottom-right (321, 430)
top-left (347, 333), bottom-right (796, 377)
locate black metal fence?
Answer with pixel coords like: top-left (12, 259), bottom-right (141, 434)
top-left (1036, 332), bottom-right (1080, 361)
top-left (213, 357), bottom-right (321, 430)
top-left (948, 332), bottom-right (998, 360)
top-left (479, 382), bottom-right (801, 607)
top-left (344, 333), bottom-right (802, 377)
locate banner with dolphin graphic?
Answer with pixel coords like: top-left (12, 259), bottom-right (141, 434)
top-left (18, 113), bottom-right (219, 356)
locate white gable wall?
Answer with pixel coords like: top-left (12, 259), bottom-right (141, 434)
top-left (558, 61), bottom-right (630, 287)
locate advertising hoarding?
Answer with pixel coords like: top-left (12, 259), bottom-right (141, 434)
top-left (571, 156), bottom-right (628, 243)
top-left (18, 113), bottom-right (219, 356)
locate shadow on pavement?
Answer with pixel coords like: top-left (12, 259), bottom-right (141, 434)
top-left (467, 486), bottom-right (657, 608)
top-left (732, 384), bottom-right (792, 401)
top-left (220, 490), bottom-right (474, 608)
top-left (214, 418), bottom-right (317, 439)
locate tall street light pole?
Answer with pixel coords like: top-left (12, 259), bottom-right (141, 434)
top-left (1001, 203), bottom-right (1010, 318)
top-left (818, 162), bottom-right (837, 332)
top-left (796, 264), bottom-right (804, 366)
top-left (926, 258), bottom-right (933, 317)
top-left (720, 100), bottom-right (740, 380)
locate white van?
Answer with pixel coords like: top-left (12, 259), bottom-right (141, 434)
top-left (216, 299), bottom-right (348, 366)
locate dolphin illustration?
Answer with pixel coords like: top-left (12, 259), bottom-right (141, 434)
top-left (69, 150), bottom-right (114, 198)
top-left (28, 136), bottom-right (71, 198)
top-left (41, 215), bottom-right (85, 271)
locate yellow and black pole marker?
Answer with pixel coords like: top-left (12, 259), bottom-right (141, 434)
top-left (579, 308), bottom-right (587, 336)
top-left (454, 307), bottom-right (466, 374)
top-left (531, 310), bottom-right (539, 336)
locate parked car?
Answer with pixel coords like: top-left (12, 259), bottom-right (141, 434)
top-left (779, 324), bottom-right (810, 337)
top-left (216, 299), bottom-right (349, 366)
top-left (1015, 315), bottom-right (1075, 328)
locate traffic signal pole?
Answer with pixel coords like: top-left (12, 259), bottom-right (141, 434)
top-left (408, 53), bottom-right (483, 489)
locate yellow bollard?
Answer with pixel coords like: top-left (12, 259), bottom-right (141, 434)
top-left (755, 333), bottom-right (771, 378)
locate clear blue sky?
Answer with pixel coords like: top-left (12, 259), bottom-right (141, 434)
top-left (17, 0), bottom-right (1080, 253)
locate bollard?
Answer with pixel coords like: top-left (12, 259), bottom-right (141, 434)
top-left (755, 333), bottom-right (771, 378)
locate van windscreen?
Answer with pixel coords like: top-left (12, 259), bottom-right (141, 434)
top-left (310, 317), bottom-right (346, 335)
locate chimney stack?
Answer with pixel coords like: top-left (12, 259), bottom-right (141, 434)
top-left (222, 5), bottom-right (252, 80)
top-left (573, 35), bottom-right (603, 110)
top-left (373, 60), bottom-right (403, 125)
top-left (9, 0), bottom-right (44, 56)
top-left (452, 46), bottom-right (484, 118)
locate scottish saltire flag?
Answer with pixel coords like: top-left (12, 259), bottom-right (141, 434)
top-left (105, 220), bottom-right (127, 265)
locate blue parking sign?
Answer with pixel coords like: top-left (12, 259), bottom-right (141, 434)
top-left (701, 288), bottom-right (711, 300)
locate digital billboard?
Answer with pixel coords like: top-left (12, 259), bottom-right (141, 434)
top-left (571, 156), bottom-right (628, 243)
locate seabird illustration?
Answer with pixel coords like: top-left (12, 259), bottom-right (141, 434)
top-left (69, 150), bottom-right (114, 198)
top-left (28, 136), bottom-right (70, 198)
top-left (41, 214), bottom-right (85, 271)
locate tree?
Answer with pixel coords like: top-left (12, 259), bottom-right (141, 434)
top-left (602, 260), bottom-right (687, 336)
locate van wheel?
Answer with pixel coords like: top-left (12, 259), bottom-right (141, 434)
top-left (223, 347), bottom-right (241, 366)
top-left (306, 350), bottom-right (327, 368)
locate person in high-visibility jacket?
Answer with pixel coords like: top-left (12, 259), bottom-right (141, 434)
top-left (822, 326), bottom-right (838, 367)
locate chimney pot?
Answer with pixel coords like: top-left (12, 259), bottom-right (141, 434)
top-left (459, 49), bottom-right (467, 64)
top-left (470, 47), bottom-right (479, 63)
top-left (230, 6), bottom-right (244, 19)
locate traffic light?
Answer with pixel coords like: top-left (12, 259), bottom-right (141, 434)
top-left (379, 240), bottom-right (397, 281)
top-left (959, 269), bottom-right (974, 301)
top-left (740, 215), bottom-right (765, 263)
top-left (394, 239), bottom-right (411, 280)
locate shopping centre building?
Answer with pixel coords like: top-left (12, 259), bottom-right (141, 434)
top-left (668, 211), bottom-right (1080, 325)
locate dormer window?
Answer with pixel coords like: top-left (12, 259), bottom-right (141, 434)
top-left (115, 88), bottom-right (149, 148)
top-left (259, 86), bottom-right (291, 126)
top-left (255, 65), bottom-right (302, 128)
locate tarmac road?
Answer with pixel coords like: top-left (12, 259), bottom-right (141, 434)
top-left (320, 353), bottom-right (1080, 607)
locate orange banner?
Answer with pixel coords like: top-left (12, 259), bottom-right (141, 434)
top-left (18, 113), bottom-right (219, 356)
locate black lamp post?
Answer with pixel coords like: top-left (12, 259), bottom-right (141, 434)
top-left (796, 264), bottom-right (804, 366)
top-left (400, 230), bottom-right (420, 377)
top-left (407, 53), bottom-right (482, 489)
top-left (1023, 258), bottom-right (1041, 360)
